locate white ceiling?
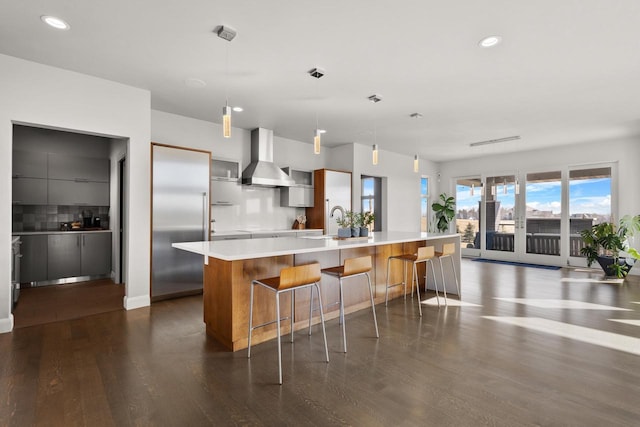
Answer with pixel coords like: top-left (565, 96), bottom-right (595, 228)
top-left (1, 1), bottom-right (639, 162)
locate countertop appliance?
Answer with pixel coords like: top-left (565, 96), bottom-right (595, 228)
top-left (151, 145), bottom-right (210, 300)
top-left (11, 236), bottom-right (21, 311)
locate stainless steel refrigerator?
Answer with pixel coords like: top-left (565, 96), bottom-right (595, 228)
top-left (152, 144), bottom-right (210, 300)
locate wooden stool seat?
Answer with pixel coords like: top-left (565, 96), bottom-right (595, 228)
top-left (385, 246), bottom-right (442, 315)
top-left (321, 255), bottom-right (379, 353)
top-left (248, 262), bottom-right (329, 385)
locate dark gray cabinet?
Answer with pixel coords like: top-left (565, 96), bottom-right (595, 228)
top-left (48, 180), bottom-right (109, 206)
top-left (48, 234), bottom-right (81, 279)
top-left (81, 233), bottom-right (111, 276)
top-left (13, 150), bottom-right (48, 179)
top-left (20, 235), bottom-right (48, 282)
top-left (48, 153), bottom-right (110, 182)
top-left (12, 177), bottom-right (47, 205)
top-left (47, 232), bottom-right (111, 280)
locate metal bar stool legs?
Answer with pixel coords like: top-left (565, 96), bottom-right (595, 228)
top-left (322, 255), bottom-right (379, 353)
top-left (247, 262), bottom-right (329, 385)
top-left (435, 243), bottom-right (460, 305)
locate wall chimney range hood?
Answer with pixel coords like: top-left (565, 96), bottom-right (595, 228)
top-left (241, 128), bottom-right (295, 187)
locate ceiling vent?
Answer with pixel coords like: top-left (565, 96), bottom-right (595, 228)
top-left (410, 112), bottom-right (423, 119)
top-left (368, 94), bottom-right (383, 103)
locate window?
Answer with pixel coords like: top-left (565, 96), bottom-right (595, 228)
top-left (361, 176), bottom-right (382, 231)
top-left (420, 176), bottom-right (429, 232)
top-left (455, 178), bottom-right (481, 248)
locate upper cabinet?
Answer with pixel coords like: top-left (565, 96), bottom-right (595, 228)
top-left (280, 167), bottom-right (314, 208)
top-left (211, 158), bottom-right (241, 205)
top-left (48, 153), bottom-right (109, 183)
top-left (13, 150), bottom-right (47, 178)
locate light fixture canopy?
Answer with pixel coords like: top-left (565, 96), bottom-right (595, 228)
top-left (413, 155), bottom-right (419, 173)
top-left (372, 144), bottom-right (379, 165)
top-left (41, 15), bottom-right (70, 30)
top-left (368, 94), bottom-right (383, 103)
top-left (479, 35), bottom-right (502, 48)
top-left (216, 25), bottom-right (237, 41)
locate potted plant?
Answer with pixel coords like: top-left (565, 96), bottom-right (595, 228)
top-left (580, 215), bottom-right (640, 278)
top-left (431, 193), bottom-right (455, 233)
top-left (336, 211), bottom-right (354, 238)
top-left (358, 211), bottom-right (375, 237)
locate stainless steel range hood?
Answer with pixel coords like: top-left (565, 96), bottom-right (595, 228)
top-left (242, 128), bottom-right (295, 187)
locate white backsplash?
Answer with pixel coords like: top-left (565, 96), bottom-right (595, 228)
top-left (211, 186), bottom-right (306, 231)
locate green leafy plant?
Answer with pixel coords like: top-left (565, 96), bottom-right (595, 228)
top-left (580, 214), bottom-right (640, 278)
top-left (360, 211), bottom-right (375, 227)
top-left (431, 193), bottom-right (455, 233)
top-left (336, 210), bottom-right (355, 228)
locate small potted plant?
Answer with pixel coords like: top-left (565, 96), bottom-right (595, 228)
top-left (336, 211), bottom-right (353, 238)
top-left (359, 211), bottom-right (375, 237)
top-left (580, 214), bottom-right (640, 278)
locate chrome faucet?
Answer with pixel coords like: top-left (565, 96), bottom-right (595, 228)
top-left (330, 205), bottom-right (345, 219)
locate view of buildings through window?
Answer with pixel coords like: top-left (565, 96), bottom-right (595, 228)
top-left (420, 177), bottom-right (429, 232)
top-left (454, 167), bottom-right (612, 256)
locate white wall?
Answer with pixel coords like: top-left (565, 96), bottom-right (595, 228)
top-left (0, 54), bottom-right (151, 332)
top-left (109, 138), bottom-right (127, 283)
top-left (151, 110), bottom-right (330, 231)
top-left (347, 143), bottom-right (438, 232)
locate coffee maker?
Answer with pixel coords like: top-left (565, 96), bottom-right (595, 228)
top-left (82, 210), bottom-right (93, 228)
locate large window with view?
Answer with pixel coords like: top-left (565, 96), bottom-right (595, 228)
top-left (420, 177), bottom-right (429, 232)
top-left (455, 178), bottom-right (482, 249)
top-left (569, 167), bottom-right (612, 257)
top-left (362, 176), bottom-right (382, 232)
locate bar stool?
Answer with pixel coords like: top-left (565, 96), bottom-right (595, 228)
top-left (247, 262), bottom-right (329, 385)
top-left (385, 246), bottom-right (441, 316)
top-left (321, 255), bottom-right (379, 353)
top-left (435, 243), bottom-right (460, 302)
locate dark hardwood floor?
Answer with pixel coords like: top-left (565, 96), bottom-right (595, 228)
top-left (1, 261), bottom-right (639, 426)
top-left (13, 279), bottom-right (125, 328)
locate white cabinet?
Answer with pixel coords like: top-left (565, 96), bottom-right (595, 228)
top-left (210, 180), bottom-right (241, 205)
top-left (280, 167), bottom-right (314, 208)
top-left (211, 158), bottom-right (241, 205)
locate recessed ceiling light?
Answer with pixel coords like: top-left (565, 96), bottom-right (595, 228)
top-left (318, 129), bottom-right (326, 134)
top-left (41, 15), bottom-right (70, 30)
top-left (232, 106), bottom-right (243, 112)
top-left (184, 78), bottom-right (206, 88)
top-left (479, 35), bottom-right (502, 48)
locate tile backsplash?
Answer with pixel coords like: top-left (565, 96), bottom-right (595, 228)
top-left (12, 205), bottom-right (110, 232)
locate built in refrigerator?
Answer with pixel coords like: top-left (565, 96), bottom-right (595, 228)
top-left (151, 144), bottom-right (210, 300)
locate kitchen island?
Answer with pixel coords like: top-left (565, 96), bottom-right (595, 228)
top-left (174, 231), bottom-right (460, 351)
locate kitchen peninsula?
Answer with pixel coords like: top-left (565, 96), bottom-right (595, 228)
top-left (174, 231), bottom-right (460, 351)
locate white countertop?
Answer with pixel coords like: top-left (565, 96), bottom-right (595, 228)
top-left (211, 228), bottom-right (322, 237)
top-left (13, 230), bottom-right (112, 236)
top-left (173, 231), bottom-right (460, 261)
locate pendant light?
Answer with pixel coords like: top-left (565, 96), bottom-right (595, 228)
top-left (470, 184), bottom-right (475, 196)
top-left (480, 183), bottom-right (485, 196)
top-left (503, 181), bottom-right (508, 194)
top-left (368, 94), bottom-right (382, 165)
top-left (413, 155), bottom-right (419, 173)
top-left (309, 68), bottom-right (325, 154)
top-left (217, 25), bottom-right (237, 138)
top-left (515, 179), bottom-right (521, 195)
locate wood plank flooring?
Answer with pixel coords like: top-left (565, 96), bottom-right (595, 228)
top-left (13, 279), bottom-right (124, 328)
top-left (1, 261), bottom-right (639, 426)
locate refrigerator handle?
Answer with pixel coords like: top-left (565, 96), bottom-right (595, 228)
top-left (325, 198), bottom-right (330, 233)
top-left (203, 192), bottom-right (208, 241)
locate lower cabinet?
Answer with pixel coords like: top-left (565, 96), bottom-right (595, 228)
top-left (20, 235), bottom-right (48, 282)
top-left (46, 232), bottom-right (112, 281)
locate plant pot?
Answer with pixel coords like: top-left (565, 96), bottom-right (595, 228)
top-left (351, 227), bottom-right (359, 237)
top-left (337, 228), bottom-right (351, 238)
top-left (596, 255), bottom-right (634, 278)
top-left (360, 227), bottom-right (369, 237)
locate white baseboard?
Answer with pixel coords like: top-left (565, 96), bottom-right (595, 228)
top-left (0, 314), bottom-right (14, 333)
top-left (123, 294), bottom-right (150, 310)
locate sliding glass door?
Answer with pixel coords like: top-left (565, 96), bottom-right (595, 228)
top-left (465, 163), bottom-right (615, 267)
